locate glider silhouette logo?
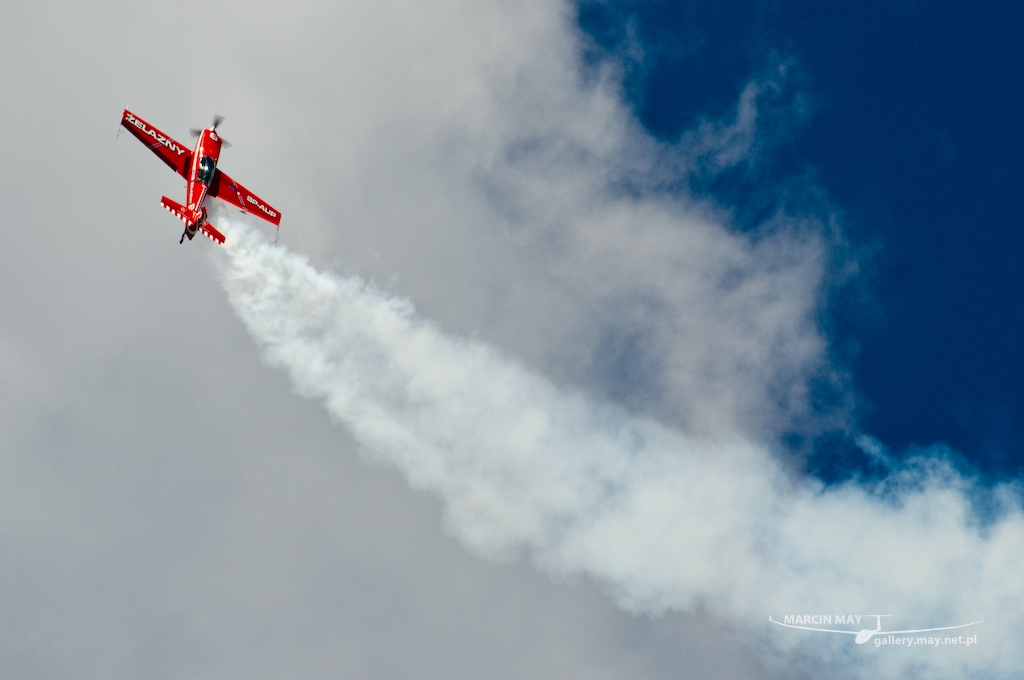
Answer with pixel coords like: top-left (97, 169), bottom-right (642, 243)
top-left (769, 614), bottom-right (982, 646)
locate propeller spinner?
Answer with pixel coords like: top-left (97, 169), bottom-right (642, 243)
top-left (189, 115), bottom-right (231, 147)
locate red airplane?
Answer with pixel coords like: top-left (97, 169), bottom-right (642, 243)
top-left (119, 109), bottom-right (281, 244)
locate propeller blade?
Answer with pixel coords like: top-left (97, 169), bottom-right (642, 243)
top-left (189, 128), bottom-right (203, 138)
top-left (220, 139), bottom-right (232, 149)
top-left (211, 114), bottom-right (225, 130)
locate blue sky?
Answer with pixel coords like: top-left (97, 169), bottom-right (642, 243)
top-left (580, 0), bottom-right (1024, 477)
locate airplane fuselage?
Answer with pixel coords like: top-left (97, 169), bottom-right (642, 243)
top-left (182, 129), bottom-right (224, 239)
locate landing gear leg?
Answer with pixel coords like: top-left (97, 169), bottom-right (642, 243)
top-left (180, 230), bottom-right (187, 244)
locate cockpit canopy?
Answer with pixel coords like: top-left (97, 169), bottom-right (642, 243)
top-left (197, 156), bottom-right (216, 185)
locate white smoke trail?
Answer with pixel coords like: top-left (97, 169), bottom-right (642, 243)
top-left (214, 222), bottom-right (1024, 678)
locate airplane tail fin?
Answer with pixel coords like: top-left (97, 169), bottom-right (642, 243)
top-left (160, 196), bottom-right (225, 244)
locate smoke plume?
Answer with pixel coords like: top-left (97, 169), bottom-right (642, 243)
top-left (214, 222), bottom-right (1024, 678)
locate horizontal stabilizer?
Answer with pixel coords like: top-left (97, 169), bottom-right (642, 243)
top-left (160, 195), bottom-right (199, 224)
top-left (200, 223), bottom-right (226, 244)
top-left (160, 196), bottom-right (226, 245)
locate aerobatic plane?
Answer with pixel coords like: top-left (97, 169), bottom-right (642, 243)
top-left (118, 109), bottom-right (281, 244)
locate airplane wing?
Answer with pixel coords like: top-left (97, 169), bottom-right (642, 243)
top-left (120, 109), bottom-right (192, 179)
top-left (209, 169), bottom-right (282, 227)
